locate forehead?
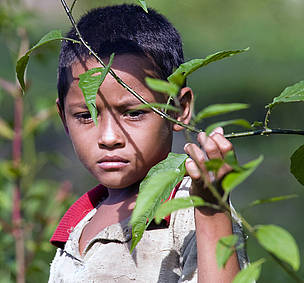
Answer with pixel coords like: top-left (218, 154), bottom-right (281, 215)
top-left (71, 54), bottom-right (159, 84)
top-left (67, 54), bottom-right (164, 105)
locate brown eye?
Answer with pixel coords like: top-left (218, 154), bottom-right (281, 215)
top-left (75, 112), bottom-right (93, 124)
top-left (125, 110), bottom-right (146, 120)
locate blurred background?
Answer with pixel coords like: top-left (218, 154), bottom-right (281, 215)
top-left (0, 0), bottom-right (303, 282)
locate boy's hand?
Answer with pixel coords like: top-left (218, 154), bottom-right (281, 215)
top-left (184, 127), bottom-right (233, 205)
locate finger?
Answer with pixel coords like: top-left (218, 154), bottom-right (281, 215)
top-left (198, 132), bottom-right (222, 160)
top-left (217, 163), bottom-right (233, 180)
top-left (184, 143), bottom-right (212, 183)
top-left (210, 133), bottom-right (233, 157)
top-left (185, 158), bottom-right (201, 180)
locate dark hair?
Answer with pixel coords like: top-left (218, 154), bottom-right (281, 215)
top-left (57, 4), bottom-right (184, 109)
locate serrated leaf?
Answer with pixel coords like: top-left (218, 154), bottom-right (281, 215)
top-left (16, 30), bottom-right (80, 91)
top-left (194, 103), bottom-right (249, 123)
top-left (232, 258), bottom-right (265, 283)
top-left (132, 103), bottom-right (180, 112)
top-left (290, 144), bottom-right (304, 186)
top-left (78, 53), bottom-right (114, 125)
top-left (0, 119), bottom-right (14, 140)
top-left (155, 196), bottom-right (205, 224)
top-left (168, 48), bottom-right (249, 86)
top-left (145, 77), bottom-right (179, 97)
top-left (249, 194), bottom-right (298, 207)
top-left (137, 0), bottom-right (148, 12)
top-left (130, 153), bottom-right (187, 251)
top-left (266, 80), bottom-right (304, 109)
top-left (205, 119), bottom-right (251, 136)
top-left (256, 225), bottom-right (300, 271)
top-left (222, 155), bottom-right (263, 193)
top-left (216, 235), bottom-right (238, 269)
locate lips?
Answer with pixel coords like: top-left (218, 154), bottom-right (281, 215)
top-left (97, 155), bottom-right (129, 170)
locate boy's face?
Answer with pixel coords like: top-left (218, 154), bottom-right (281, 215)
top-left (60, 55), bottom-right (180, 189)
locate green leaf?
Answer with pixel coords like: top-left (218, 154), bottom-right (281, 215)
top-left (16, 30), bottom-right (80, 91)
top-left (256, 225), bottom-right (300, 271)
top-left (205, 119), bottom-right (251, 136)
top-left (137, 0), bottom-right (148, 12)
top-left (131, 103), bottom-right (180, 112)
top-left (205, 151), bottom-right (242, 174)
top-left (145, 77), bottom-right (179, 97)
top-left (194, 103), bottom-right (249, 123)
top-left (232, 258), bottom-right (265, 283)
top-left (223, 151), bottom-right (243, 172)
top-left (266, 80), bottom-right (304, 109)
top-left (78, 53), bottom-right (114, 125)
top-left (222, 155), bottom-right (263, 193)
top-left (290, 144), bottom-right (304, 186)
top-left (130, 153), bottom-right (187, 251)
top-left (216, 235), bottom-right (238, 269)
top-left (168, 48), bottom-right (249, 86)
top-left (154, 196), bottom-right (205, 224)
top-left (204, 159), bottom-right (225, 173)
top-left (249, 194), bottom-right (298, 207)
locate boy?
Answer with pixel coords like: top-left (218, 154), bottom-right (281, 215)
top-left (49, 4), bottom-right (248, 282)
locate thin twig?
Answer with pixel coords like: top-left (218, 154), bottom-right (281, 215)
top-left (224, 128), bottom-right (304, 139)
top-left (70, 0), bottom-right (78, 12)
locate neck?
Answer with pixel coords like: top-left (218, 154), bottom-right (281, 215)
top-left (104, 182), bottom-right (139, 205)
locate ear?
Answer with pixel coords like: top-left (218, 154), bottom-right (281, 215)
top-left (173, 87), bottom-right (194, 132)
top-left (56, 98), bottom-right (69, 135)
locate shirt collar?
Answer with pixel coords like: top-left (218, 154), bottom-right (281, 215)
top-left (50, 183), bottom-right (180, 249)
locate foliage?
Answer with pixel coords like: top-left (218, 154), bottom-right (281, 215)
top-left (0, 2), bottom-right (76, 282)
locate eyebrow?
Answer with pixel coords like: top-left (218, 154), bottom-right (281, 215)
top-left (67, 103), bottom-right (89, 109)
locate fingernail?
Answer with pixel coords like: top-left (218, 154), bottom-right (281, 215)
top-left (184, 143), bottom-right (190, 151)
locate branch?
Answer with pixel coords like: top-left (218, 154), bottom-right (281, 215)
top-left (224, 128), bottom-right (304, 139)
top-left (59, 0), bottom-right (201, 134)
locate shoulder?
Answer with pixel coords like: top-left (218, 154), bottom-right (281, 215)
top-left (50, 184), bottom-right (107, 248)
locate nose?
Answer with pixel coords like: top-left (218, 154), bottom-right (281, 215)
top-left (98, 113), bottom-right (125, 149)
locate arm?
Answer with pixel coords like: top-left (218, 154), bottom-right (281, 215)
top-left (184, 127), bottom-right (240, 283)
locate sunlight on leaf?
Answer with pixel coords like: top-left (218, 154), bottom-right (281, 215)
top-left (256, 225), bottom-right (300, 271)
top-left (145, 77), bottom-right (179, 97)
top-left (249, 194), bottom-right (298, 207)
top-left (194, 103), bottom-right (249, 123)
top-left (290, 144), bottom-right (304, 186)
top-left (222, 155), bottom-right (263, 193)
top-left (16, 30), bottom-right (80, 92)
top-left (137, 0), bottom-right (148, 12)
top-left (78, 53), bottom-right (114, 125)
top-left (232, 258), bottom-right (265, 283)
top-left (168, 48), bottom-right (249, 87)
top-left (205, 119), bottom-right (251, 136)
top-left (216, 235), bottom-right (238, 269)
top-left (130, 153), bottom-right (187, 252)
top-left (154, 196), bottom-right (205, 224)
top-left (266, 80), bottom-right (304, 109)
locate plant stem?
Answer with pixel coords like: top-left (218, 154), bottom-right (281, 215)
top-left (224, 128), bottom-right (304, 139)
top-left (12, 93), bottom-right (25, 283)
top-left (60, 0), bottom-right (201, 134)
